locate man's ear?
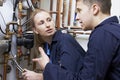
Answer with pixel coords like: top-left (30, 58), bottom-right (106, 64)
top-left (92, 4), bottom-right (100, 15)
top-left (33, 28), bottom-right (38, 34)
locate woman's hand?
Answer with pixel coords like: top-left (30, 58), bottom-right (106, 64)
top-left (32, 47), bottom-right (50, 70)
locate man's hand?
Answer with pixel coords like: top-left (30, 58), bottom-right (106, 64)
top-left (32, 47), bottom-right (50, 70)
top-left (22, 69), bottom-right (43, 80)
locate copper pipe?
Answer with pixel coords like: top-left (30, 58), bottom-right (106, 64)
top-left (17, 0), bottom-right (23, 38)
top-left (17, 25), bottom-right (23, 37)
top-left (17, 46), bottom-right (22, 58)
top-left (3, 53), bottom-right (9, 80)
top-left (50, 0), bottom-right (53, 17)
top-left (62, 0), bottom-right (67, 27)
top-left (16, 1), bottom-right (24, 78)
top-left (56, 0), bottom-right (62, 29)
top-left (55, 0), bottom-right (59, 29)
top-left (68, 0), bottom-right (72, 26)
top-left (4, 22), bottom-right (18, 39)
top-left (50, 0), bottom-right (53, 11)
top-left (18, 0), bottom-right (22, 19)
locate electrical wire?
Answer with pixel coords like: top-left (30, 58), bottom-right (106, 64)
top-left (12, 0), bottom-right (18, 33)
top-left (0, 25), bottom-right (5, 34)
top-left (21, 17), bottom-right (32, 26)
top-left (26, 0), bottom-right (35, 11)
top-left (22, 25), bottom-right (32, 34)
top-left (26, 0), bottom-right (31, 9)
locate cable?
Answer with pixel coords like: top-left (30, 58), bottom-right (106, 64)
top-left (26, 0), bottom-right (35, 11)
top-left (22, 25), bottom-right (32, 34)
top-left (26, 0), bottom-right (31, 9)
top-left (21, 17), bottom-right (32, 26)
top-left (12, 0), bottom-right (19, 33)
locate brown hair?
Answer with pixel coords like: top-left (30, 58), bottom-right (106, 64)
top-left (76, 0), bottom-right (111, 14)
top-left (30, 9), bottom-right (50, 55)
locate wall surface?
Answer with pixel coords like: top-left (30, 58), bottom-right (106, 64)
top-left (111, 0), bottom-right (120, 16)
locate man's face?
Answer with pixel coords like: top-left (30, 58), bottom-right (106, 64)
top-left (33, 11), bottom-right (56, 37)
top-left (76, 0), bottom-right (94, 31)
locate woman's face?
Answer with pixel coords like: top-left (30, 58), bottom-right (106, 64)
top-left (33, 11), bottom-right (56, 37)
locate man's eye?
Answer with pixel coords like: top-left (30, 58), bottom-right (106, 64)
top-left (76, 8), bottom-right (81, 13)
top-left (39, 20), bottom-right (44, 25)
top-left (47, 18), bottom-right (52, 22)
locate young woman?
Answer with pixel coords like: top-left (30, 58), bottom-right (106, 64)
top-left (22, 9), bottom-right (85, 80)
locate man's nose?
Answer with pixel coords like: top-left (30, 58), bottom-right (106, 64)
top-left (45, 22), bottom-right (50, 28)
top-left (75, 14), bottom-right (79, 21)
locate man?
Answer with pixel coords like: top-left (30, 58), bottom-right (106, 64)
top-left (23, 0), bottom-right (120, 80)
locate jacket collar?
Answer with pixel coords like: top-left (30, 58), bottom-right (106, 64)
top-left (95, 16), bottom-right (119, 29)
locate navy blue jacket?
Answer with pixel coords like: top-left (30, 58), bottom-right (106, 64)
top-left (43, 16), bottom-right (120, 80)
top-left (43, 30), bottom-right (85, 79)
